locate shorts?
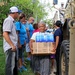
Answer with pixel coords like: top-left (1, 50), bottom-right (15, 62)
top-left (18, 45), bottom-right (25, 58)
top-left (26, 43), bottom-right (30, 52)
top-left (50, 54), bottom-right (55, 59)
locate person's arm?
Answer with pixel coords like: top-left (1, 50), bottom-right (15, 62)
top-left (29, 39), bottom-right (35, 53)
top-left (3, 31), bottom-right (16, 51)
top-left (15, 22), bottom-right (22, 48)
top-left (16, 31), bottom-right (22, 48)
top-left (29, 32), bottom-right (36, 53)
top-left (26, 29), bottom-right (30, 39)
top-left (55, 36), bottom-right (59, 49)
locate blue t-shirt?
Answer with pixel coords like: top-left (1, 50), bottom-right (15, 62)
top-left (15, 22), bottom-right (27, 45)
top-left (25, 22), bottom-right (34, 43)
top-left (29, 23), bottom-right (34, 37)
top-left (54, 28), bottom-right (63, 44)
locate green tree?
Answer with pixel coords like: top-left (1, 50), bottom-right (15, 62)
top-left (13, 0), bottom-right (48, 22)
top-left (0, 0), bottom-right (51, 35)
top-left (44, 19), bottom-right (53, 28)
top-left (0, 0), bottom-right (48, 21)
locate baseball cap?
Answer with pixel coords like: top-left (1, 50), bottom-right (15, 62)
top-left (9, 6), bottom-right (22, 13)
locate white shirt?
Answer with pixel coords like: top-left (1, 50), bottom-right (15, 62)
top-left (3, 15), bottom-right (18, 52)
top-left (31, 32), bottom-right (39, 41)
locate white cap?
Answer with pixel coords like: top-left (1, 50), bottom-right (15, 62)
top-left (9, 6), bottom-right (20, 13)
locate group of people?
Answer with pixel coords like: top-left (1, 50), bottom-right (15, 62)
top-left (3, 6), bottom-right (34, 75)
top-left (29, 20), bottom-right (63, 75)
top-left (3, 6), bottom-right (63, 75)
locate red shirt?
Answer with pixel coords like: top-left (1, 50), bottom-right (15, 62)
top-left (33, 29), bottom-right (39, 33)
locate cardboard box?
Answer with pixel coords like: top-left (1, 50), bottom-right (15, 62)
top-left (32, 42), bottom-right (56, 54)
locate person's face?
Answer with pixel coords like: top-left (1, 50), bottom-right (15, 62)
top-left (30, 19), bottom-right (34, 24)
top-left (38, 24), bottom-right (46, 32)
top-left (14, 12), bottom-right (19, 19)
top-left (23, 20), bottom-right (27, 24)
top-left (20, 17), bottom-right (25, 23)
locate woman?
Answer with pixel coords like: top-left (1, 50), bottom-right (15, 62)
top-left (15, 13), bottom-right (27, 72)
top-left (33, 23), bottom-right (39, 33)
top-left (30, 22), bottom-right (51, 75)
top-left (54, 20), bottom-right (63, 75)
top-left (30, 23), bottom-right (39, 73)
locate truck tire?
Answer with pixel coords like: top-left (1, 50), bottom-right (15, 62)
top-left (60, 40), bottom-right (69, 75)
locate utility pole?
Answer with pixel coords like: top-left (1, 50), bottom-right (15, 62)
top-left (32, 0), bottom-right (37, 23)
top-left (32, 0), bottom-right (34, 16)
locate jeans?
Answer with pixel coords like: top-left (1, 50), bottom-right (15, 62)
top-left (5, 48), bottom-right (18, 75)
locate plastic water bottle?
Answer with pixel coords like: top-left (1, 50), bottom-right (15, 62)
top-left (46, 33), bottom-right (54, 42)
top-left (40, 33), bottom-right (43, 42)
top-left (40, 33), bottom-right (44, 42)
top-left (49, 33), bottom-right (54, 42)
top-left (44, 33), bottom-right (48, 42)
top-left (46, 33), bottom-right (50, 42)
top-left (36, 34), bottom-right (40, 42)
top-left (36, 33), bottom-right (44, 42)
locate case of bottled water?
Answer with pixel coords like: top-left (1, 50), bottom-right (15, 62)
top-left (36, 32), bottom-right (54, 42)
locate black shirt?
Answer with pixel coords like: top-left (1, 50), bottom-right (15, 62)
top-left (54, 28), bottom-right (63, 45)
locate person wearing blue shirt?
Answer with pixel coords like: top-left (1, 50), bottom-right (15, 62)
top-left (54, 20), bottom-right (63, 75)
top-left (29, 23), bottom-right (34, 38)
top-left (25, 17), bottom-right (34, 61)
top-left (15, 22), bottom-right (27, 45)
top-left (15, 13), bottom-right (27, 72)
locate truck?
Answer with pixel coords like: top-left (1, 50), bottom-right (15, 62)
top-left (59, 0), bottom-right (75, 75)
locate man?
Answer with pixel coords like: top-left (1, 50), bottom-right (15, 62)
top-left (25, 17), bottom-right (34, 60)
top-left (3, 6), bottom-right (20, 75)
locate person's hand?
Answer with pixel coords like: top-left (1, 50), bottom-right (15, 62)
top-left (11, 45), bottom-right (16, 52)
top-left (30, 48), bottom-right (33, 54)
top-left (18, 44), bottom-right (22, 49)
top-left (26, 28), bottom-right (29, 31)
top-left (50, 44), bottom-right (56, 54)
top-left (24, 42), bottom-right (26, 46)
top-left (51, 43), bottom-right (56, 50)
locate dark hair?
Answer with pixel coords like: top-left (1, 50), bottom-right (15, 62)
top-left (55, 20), bottom-right (62, 27)
top-left (33, 23), bottom-right (38, 29)
top-left (19, 13), bottom-right (25, 20)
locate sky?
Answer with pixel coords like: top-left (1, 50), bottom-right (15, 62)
top-left (39, 0), bottom-right (68, 19)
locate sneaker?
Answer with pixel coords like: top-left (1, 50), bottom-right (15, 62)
top-left (26, 57), bottom-right (31, 61)
top-left (21, 66), bottom-right (27, 71)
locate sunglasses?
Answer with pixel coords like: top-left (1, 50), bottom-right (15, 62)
top-left (32, 19), bottom-right (34, 21)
